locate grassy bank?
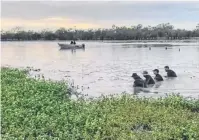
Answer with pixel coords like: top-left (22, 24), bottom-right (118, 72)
top-left (1, 68), bottom-right (199, 139)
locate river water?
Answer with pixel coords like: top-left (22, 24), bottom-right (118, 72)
top-left (1, 41), bottom-right (199, 98)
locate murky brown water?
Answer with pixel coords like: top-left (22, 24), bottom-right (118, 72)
top-left (1, 41), bottom-right (199, 98)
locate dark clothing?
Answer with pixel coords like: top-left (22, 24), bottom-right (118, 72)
top-left (144, 75), bottom-right (155, 85)
top-left (133, 76), bottom-right (146, 88)
top-left (154, 74), bottom-right (164, 81)
top-left (132, 75), bottom-right (141, 79)
top-left (166, 69), bottom-right (177, 77)
top-left (134, 79), bottom-right (145, 87)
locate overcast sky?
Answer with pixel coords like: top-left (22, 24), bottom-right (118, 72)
top-left (1, 1), bottom-right (199, 30)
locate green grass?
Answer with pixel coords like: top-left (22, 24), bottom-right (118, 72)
top-left (1, 67), bottom-right (199, 140)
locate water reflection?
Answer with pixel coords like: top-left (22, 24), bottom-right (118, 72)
top-left (154, 82), bottom-right (163, 88)
top-left (1, 41), bottom-right (199, 98)
top-left (122, 44), bottom-right (178, 48)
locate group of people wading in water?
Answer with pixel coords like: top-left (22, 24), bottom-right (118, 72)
top-left (132, 66), bottom-right (177, 88)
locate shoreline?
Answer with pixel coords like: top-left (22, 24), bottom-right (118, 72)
top-left (1, 65), bottom-right (199, 99)
top-left (1, 39), bottom-right (199, 42)
top-left (1, 66), bottom-right (199, 98)
top-left (1, 67), bottom-right (199, 139)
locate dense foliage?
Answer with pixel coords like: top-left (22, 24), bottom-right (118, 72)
top-left (1, 23), bottom-right (199, 41)
top-left (1, 67), bottom-right (199, 139)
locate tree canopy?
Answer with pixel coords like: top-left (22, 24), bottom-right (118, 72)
top-left (1, 23), bottom-right (199, 41)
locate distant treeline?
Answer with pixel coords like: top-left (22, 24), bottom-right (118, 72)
top-left (1, 23), bottom-right (199, 41)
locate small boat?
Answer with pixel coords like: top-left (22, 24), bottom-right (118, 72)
top-left (58, 43), bottom-right (85, 50)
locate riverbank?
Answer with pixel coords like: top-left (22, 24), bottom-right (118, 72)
top-left (1, 68), bottom-right (199, 139)
top-left (1, 39), bottom-right (199, 43)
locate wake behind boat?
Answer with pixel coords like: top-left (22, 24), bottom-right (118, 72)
top-left (58, 43), bottom-right (85, 50)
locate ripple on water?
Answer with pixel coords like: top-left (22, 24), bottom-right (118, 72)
top-left (1, 41), bottom-right (199, 98)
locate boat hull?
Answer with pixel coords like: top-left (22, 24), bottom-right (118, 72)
top-left (58, 43), bottom-right (85, 50)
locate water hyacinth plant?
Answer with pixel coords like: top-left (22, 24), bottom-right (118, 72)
top-left (1, 67), bottom-right (199, 139)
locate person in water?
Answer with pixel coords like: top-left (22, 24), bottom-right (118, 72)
top-left (153, 69), bottom-right (164, 81)
top-left (164, 66), bottom-right (177, 77)
top-left (70, 41), bottom-right (74, 44)
top-left (73, 40), bottom-right (76, 45)
top-left (142, 71), bottom-right (155, 87)
top-left (132, 73), bottom-right (146, 88)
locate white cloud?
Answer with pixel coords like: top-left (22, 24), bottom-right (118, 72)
top-left (1, 1), bottom-right (199, 30)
